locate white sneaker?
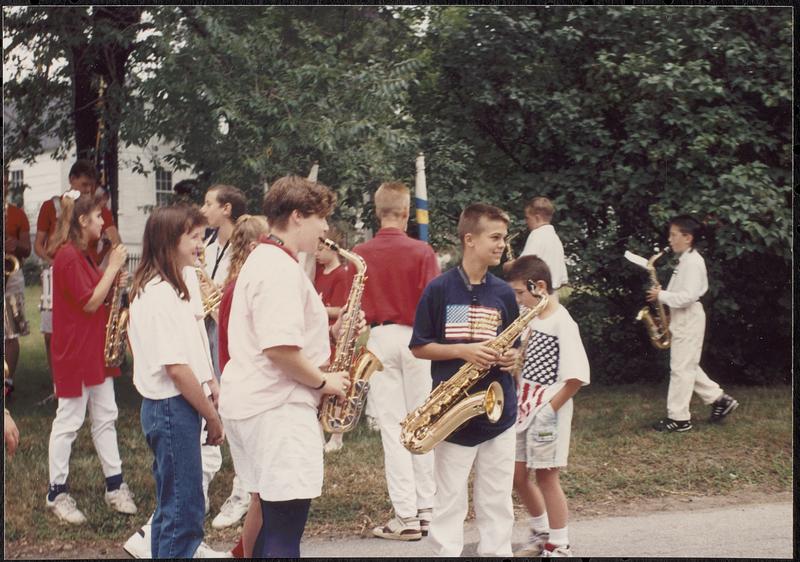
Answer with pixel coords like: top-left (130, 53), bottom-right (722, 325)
top-left (542, 543), bottom-right (573, 557)
top-left (515, 529), bottom-right (550, 557)
top-left (123, 523), bottom-right (151, 558)
top-left (211, 493), bottom-right (250, 529)
top-left (46, 493), bottom-right (87, 525)
top-left (372, 515), bottom-right (422, 541)
top-left (194, 542), bottom-right (233, 558)
top-left (324, 433), bottom-right (344, 453)
top-left (105, 483), bottom-right (138, 514)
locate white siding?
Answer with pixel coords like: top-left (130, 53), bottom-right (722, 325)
top-left (9, 141), bottom-right (196, 258)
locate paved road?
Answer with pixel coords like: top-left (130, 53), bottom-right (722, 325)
top-left (301, 500), bottom-right (794, 558)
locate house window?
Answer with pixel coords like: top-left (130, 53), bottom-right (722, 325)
top-left (155, 167), bottom-right (173, 206)
top-left (8, 170), bottom-right (24, 206)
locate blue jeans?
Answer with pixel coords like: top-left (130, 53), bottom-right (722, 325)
top-left (141, 395), bottom-right (204, 559)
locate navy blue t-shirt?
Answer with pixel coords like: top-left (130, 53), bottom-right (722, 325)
top-left (409, 267), bottom-right (520, 446)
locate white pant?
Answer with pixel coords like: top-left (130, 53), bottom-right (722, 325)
top-left (429, 427), bottom-right (516, 557)
top-left (48, 377), bottom-right (122, 485)
top-left (201, 434), bottom-right (222, 501)
top-left (367, 324), bottom-right (435, 519)
top-left (667, 302), bottom-right (723, 421)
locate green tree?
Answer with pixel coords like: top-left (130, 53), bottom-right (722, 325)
top-left (411, 6), bottom-right (791, 383)
top-left (4, 6), bottom-right (150, 221)
top-left (123, 6), bottom-right (424, 230)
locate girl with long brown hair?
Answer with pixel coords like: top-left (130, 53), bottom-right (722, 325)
top-left (46, 190), bottom-right (137, 525)
top-left (127, 204), bottom-right (225, 558)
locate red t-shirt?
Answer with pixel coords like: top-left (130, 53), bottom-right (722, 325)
top-left (314, 263), bottom-right (351, 326)
top-left (218, 280), bottom-right (235, 372)
top-left (351, 228), bottom-right (441, 327)
top-left (51, 242), bottom-right (120, 398)
top-left (5, 203), bottom-right (30, 242)
top-left (37, 197), bottom-right (114, 264)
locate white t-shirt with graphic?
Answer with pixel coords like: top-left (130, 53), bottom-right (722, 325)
top-left (516, 304), bottom-right (590, 432)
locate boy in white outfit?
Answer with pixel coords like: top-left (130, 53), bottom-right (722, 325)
top-left (504, 196), bottom-right (568, 290)
top-left (647, 215), bottom-right (738, 432)
top-left (507, 256), bottom-right (590, 557)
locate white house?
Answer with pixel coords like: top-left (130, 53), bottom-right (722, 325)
top-left (7, 136), bottom-right (195, 258)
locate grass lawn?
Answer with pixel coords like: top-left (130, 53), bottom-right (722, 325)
top-left (3, 285), bottom-right (793, 553)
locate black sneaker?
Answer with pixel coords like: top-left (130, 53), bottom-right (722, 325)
top-left (652, 418), bottom-right (692, 432)
top-left (709, 394), bottom-right (739, 423)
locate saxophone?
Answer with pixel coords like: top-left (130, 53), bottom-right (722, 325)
top-left (104, 264), bottom-right (130, 367)
top-left (318, 238), bottom-right (384, 434)
top-left (636, 251), bottom-right (671, 350)
top-left (196, 246), bottom-right (223, 317)
top-left (401, 284), bottom-right (550, 455)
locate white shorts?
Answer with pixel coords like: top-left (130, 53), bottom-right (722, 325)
top-left (224, 402), bottom-right (323, 502)
top-left (515, 399), bottom-right (573, 469)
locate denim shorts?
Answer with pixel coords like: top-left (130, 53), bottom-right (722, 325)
top-left (515, 399), bottom-right (573, 469)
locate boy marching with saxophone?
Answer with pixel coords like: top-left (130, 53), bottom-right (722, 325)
top-left (409, 203), bottom-right (519, 557)
top-left (646, 215), bottom-right (738, 432)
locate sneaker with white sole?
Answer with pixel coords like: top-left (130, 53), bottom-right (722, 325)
top-left (652, 417), bottom-right (692, 432)
top-left (105, 482), bottom-right (138, 514)
top-left (516, 529), bottom-right (550, 557)
top-left (542, 542), bottom-right (573, 557)
top-left (372, 515), bottom-right (422, 541)
top-left (211, 492), bottom-right (250, 529)
top-left (46, 493), bottom-right (87, 525)
top-left (417, 508), bottom-right (432, 537)
top-left (709, 394), bottom-right (739, 423)
top-left (194, 541), bottom-right (233, 558)
top-left (324, 433), bottom-right (344, 453)
top-left (123, 523), bottom-right (151, 559)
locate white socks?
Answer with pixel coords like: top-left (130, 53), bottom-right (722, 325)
top-left (530, 512), bottom-right (550, 533)
top-left (549, 526), bottom-right (569, 546)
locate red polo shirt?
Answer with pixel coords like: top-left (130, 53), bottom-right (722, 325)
top-left (314, 263), bottom-right (351, 326)
top-left (218, 280), bottom-right (235, 372)
top-left (51, 242), bottom-right (120, 398)
top-left (37, 197), bottom-right (114, 265)
top-left (5, 203), bottom-right (30, 242)
top-left (352, 227), bottom-right (440, 327)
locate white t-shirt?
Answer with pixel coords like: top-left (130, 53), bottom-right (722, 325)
top-left (205, 235), bottom-right (232, 287)
top-left (219, 244), bottom-right (330, 420)
top-left (516, 304), bottom-right (590, 432)
top-left (657, 249), bottom-right (708, 310)
top-left (129, 274), bottom-right (215, 400)
top-left (520, 224), bottom-right (569, 290)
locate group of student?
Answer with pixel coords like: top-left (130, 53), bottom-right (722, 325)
top-left (3, 158), bottom-right (739, 558)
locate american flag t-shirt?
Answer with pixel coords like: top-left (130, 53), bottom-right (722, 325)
top-left (444, 304), bottom-right (502, 341)
top-left (517, 330), bottom-right (560, 429)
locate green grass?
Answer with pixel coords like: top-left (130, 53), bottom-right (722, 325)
top-left (4, 285), bottom-right (793, 551)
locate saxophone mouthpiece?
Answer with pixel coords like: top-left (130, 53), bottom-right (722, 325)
top-left (320, 238), bottom-right (340, 252)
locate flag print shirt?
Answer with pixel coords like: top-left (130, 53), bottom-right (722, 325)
top-left (516, 304), bottom-right (590, 432)
top-left (410, 267), bottom-right (520, 446)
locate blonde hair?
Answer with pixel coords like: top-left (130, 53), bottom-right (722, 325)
top-left (525, 196), bottom-right (555, 221)
top-left (226, 214), bottom-right (270, 286)
top-left (374, 181), bottom-right (410, 220)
